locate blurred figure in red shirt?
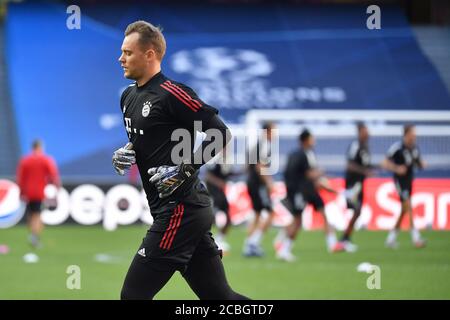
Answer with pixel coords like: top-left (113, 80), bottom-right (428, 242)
top-left (16, 140), bottom-right (60, 248)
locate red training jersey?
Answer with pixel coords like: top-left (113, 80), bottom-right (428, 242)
top-left (16, 151), bottom-right (60, 201)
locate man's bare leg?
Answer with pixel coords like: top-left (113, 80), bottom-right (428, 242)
top-left (386, 200), bottom-right (408, 248)
top-left (28, 212), bottom-right (43, 248)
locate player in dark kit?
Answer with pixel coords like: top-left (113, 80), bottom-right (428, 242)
top-left (338, 123), bottom-right (374, 252)
top-left (115, 21), bottom-right (248, 300)
top-left (205, 147), bottom-right (237, 253)
top-left (383, 124), bottom-right (427, 249)
top-left (275, 129), bottom-right (342, 261)
top-left (243, 122), bottom-right (277, 257)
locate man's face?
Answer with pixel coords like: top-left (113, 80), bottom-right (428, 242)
top-left (404, 127), bottom-right (416, 147)
top-left (266, 125), bottom-right (275, 141)
top-left (118, 33), bottom-right (151, 80)
top-left (303, 135), bottom-right (315, 148)
top-left (359, 126), bottom-right (369, 143)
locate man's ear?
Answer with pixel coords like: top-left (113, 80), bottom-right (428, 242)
top-left (145, 48), bottom-right (156, 61)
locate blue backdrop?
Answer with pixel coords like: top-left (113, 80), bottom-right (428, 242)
top-left (6, 2), bottom-right (450, 177)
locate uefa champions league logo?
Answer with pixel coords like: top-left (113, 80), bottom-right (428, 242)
top-left (0, 180), bottom-right (25, 229)
top-left (169, 47), bottom-right (346, 108)
top-left (169, 47), bottom-right (277, 109)
top-left (170, 47), bottom-right (274, 82)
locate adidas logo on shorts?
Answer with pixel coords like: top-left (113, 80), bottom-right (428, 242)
top-left (137, 248), bottom-right (146, 257)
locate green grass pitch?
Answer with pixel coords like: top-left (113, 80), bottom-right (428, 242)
top-left (1, 225), bottom-right (450, 299)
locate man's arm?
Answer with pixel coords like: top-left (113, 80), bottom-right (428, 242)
top-left (149, 81), bottom-right (231, 198)
top-left (16, 159), bottom-right (25, 198)
top-left (414, 147), bottom-right (426, 170)
top-left (162, 81), bottom-right (232, 169)
top-left (382, 143), bottom-right (407, 175)
top-left (112, 85), bottom-right (137, 176)
top-left (302, 154), bottom-right (336, 194)
top-left (190, 114), bottom-right (232, 170)
top-left (381, 158), bottom-right (407, 176)
top-left (47, 157), bottom-right (61, 188)
top-left (205, 171), bottom-right (227, 190)
top-left (255, 163), bottom-right (274, 190)
top-left (346, 141), bottom-right (372, 176)
top-left (347, 161), bottom-right (372, 176)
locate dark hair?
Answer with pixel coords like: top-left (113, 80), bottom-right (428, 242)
top-left (125, 20), bottom-right (166, 60)
top-left (262, 122), bottom-right (274, 131)
top-left (32, 139), bottom-right (42, 150)
top-left (356, 122), bottom-right (366, 132)
top-left (404, 124), bottom-right (415, 136)
top-left (299, 129), bottom-right (311, 143)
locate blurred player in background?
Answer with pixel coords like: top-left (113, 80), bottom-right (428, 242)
top-left (383, 124), bottom-right (427, 249)
top-left (243, 122), bottom-right (277, 257)
top-left (16, 139), bottom-right (60, 248)
top-left (275, 129), bottom-right (342, 261)
top-left (115, 21), bottom-right (248, 300)
top-left (338, 123), bottom-right (374, 252)
top-left (205, 147), bottom-right (239, 253)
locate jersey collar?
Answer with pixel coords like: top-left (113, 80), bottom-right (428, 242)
top-left (136, 71), bottom-right (164, 90)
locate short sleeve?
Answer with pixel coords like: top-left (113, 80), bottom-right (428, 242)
top-left (412, 146), bottom-right (422, 166)
top-left (46, 156), bottom-right (60, 185)
top-left (347, 141), bottom-right (359, 161)
top-left (300, 152), bottom-right (310, 171)
top-left (387, 142), bottom-right (401, 160)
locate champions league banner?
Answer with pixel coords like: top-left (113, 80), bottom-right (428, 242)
top-left (6, 3), bottom-right (450, 177)
top-left (1, 178), bottom-right (450, 230)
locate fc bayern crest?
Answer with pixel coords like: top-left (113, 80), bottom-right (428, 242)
top-left (142, 101), bottom-right (152, 117)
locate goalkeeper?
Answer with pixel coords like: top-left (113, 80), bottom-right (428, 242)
top-left (114, 20), bottom-right (248, 300)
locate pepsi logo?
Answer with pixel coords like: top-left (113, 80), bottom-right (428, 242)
top-left (0, 180), bottom-right (25, 228)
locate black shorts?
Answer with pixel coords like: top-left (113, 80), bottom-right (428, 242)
top-left (300, 188), bottom-right (324, 211)
top-left (345, 180), bottom-right (364, 210)
top-left (134, 203), bottom-right (221, 273)
top-left (26, 201), bottom-right (43, 214)
top-left (282, 189), bottom-right (306, 216)
top-left (394, 178), bottom-right (412, 202)
top-left (246, 179), bottom-right (273, 213)
top-left (206, 182), bottom-right (229, 214)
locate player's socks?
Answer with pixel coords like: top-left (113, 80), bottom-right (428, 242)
top-left (216, 233), bottom-right (224, 243)
top-left (385, 229), bottom-right (399, 248)
top-left (411, 228), bottom-right (421, 242)
top-left (216, 233), bottom-right (230, 252)
top-left (248, 229), bottom-right (263, 246)
top-left (242, 241), bottom-right (264, 257)
top-left (276, 229), bottom-right (287, 241)
top-left (411, 228), bottom-right (426, 248)
top-left (29, 234), bottom-right (41, 248)
top-left (281, 238), bottom-right (293, 255)
top-left (276, 238), bottom-right (296, 262)
top-left (326, 231), bottom-right (337, 250)
top-left (273, 229), bottom-right (287, 252)
top-left (386, 229), bottom-right (398, 243)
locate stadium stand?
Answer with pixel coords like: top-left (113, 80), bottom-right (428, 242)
top-left (3, 2), bottom-right (450, 180)
top-left (0, 18), bottom-right (20, 176)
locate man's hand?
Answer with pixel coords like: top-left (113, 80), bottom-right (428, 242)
top-left (112, 142), bottom-right (135, 176)
top-left (395, 165), bottom-right (408, 176)
top-left (419, 160), bottom-right (427, 170)
top-left (318, 177), bottom-right (338, 194)
top-left (365, 168), bottom-right (376, 177)
top-left (148, 162), bottom-right (196, 198)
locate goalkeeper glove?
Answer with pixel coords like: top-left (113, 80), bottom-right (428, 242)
top-left (147, 162), bottom-right (196, 198)
top-left (112, 142), bottom-right (135, 176)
